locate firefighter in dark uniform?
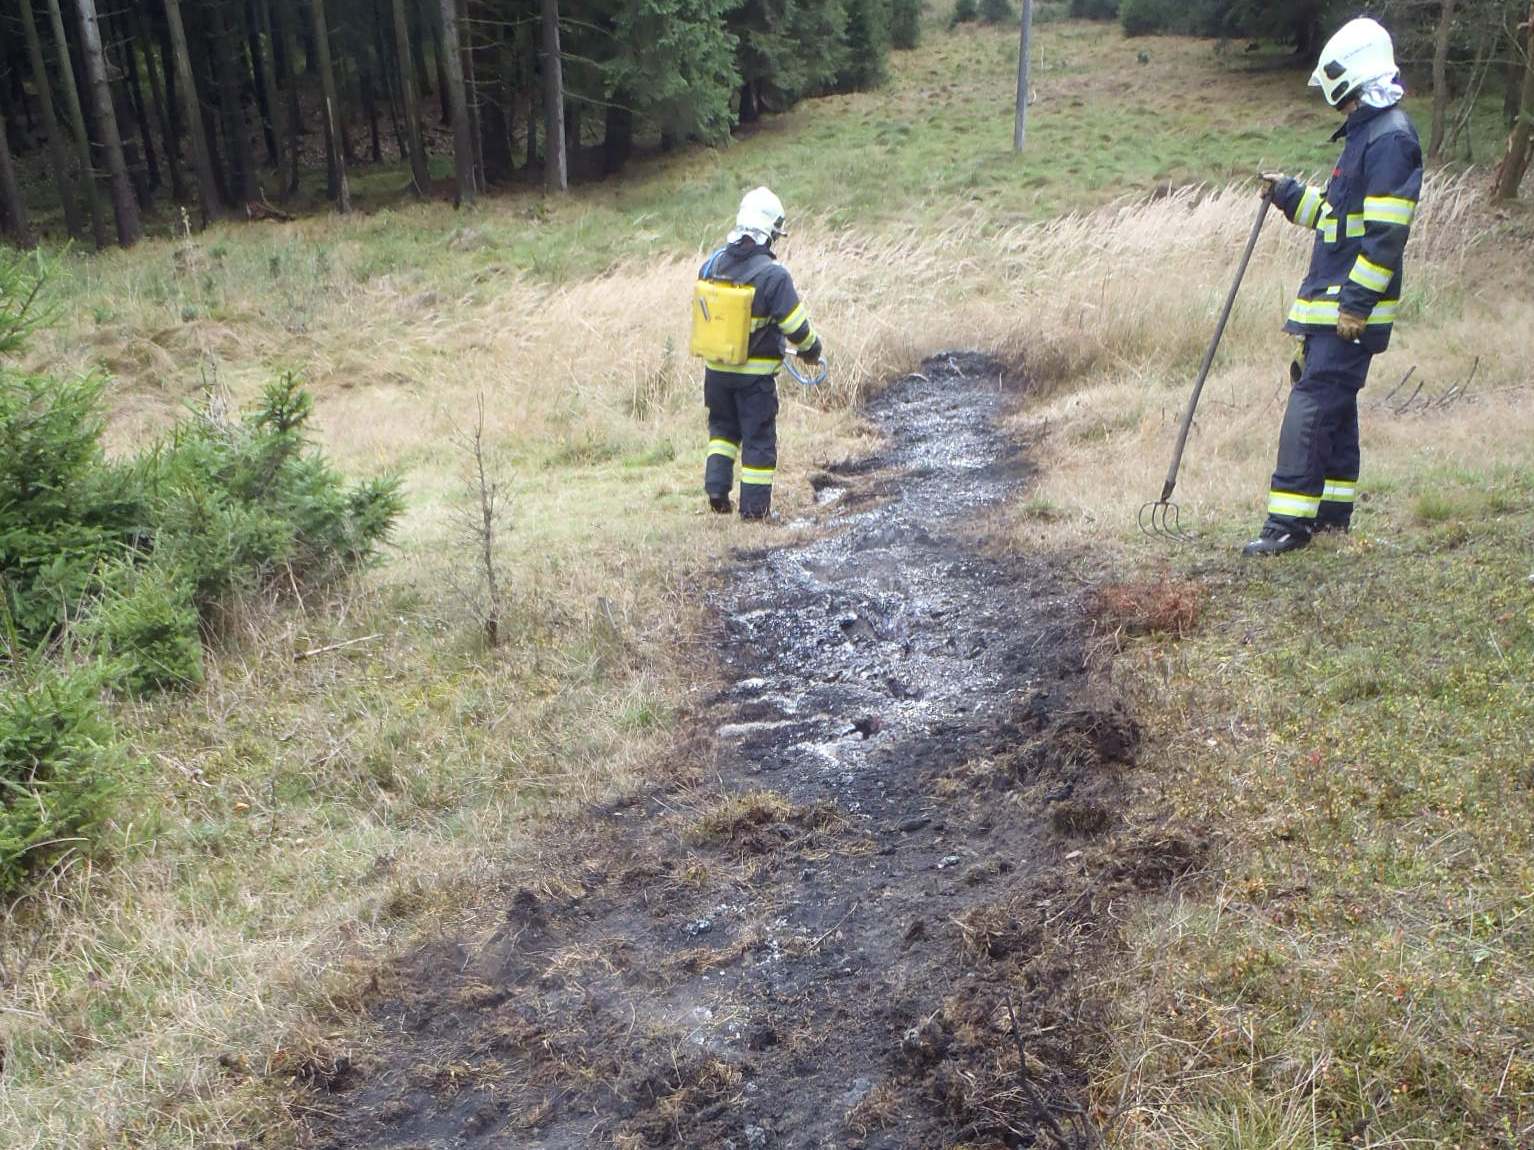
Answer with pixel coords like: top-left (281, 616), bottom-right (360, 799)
top-left (1246, 16), bottom-right (1423, 557)
top-left (700, 187), bottom-right (824, 521)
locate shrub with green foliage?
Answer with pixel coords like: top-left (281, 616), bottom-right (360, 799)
top-left (951, 0), bottom-right (978, 24)
top-left (979, 0), bottom-right (1013, 23)
top-left (1069, 0), bottom-right (1118, 17)
top-left (890, 0), bottom-right (922, 49)
top-left (86, 561), bottom-right (204, 694)
top-left (0, 255), bottom-right (404, 891)
top-left (0, 655), bottom-right (123, 893)
top-left (837, 0), bottom-right (891, 89)
top-left (1119, 0), bottom-right (1224, 36)
top-left (2, 255), bottom-right (402, 698)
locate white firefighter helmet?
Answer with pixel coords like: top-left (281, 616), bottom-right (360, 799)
top-left (1309, 17), bottom-right (1399, 108)
top-left (733, 187), bottom-right (788, 244)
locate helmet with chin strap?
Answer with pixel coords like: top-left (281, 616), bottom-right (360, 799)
top-left (732, 187), bottom-right (788, 245)
top-left (1309, 17), bottom-right (1398, 108)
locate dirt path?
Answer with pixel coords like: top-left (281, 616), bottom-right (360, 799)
top-left (311, 355), bottom-right (1180, 1149)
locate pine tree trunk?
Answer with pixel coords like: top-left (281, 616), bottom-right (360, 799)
top-left (393, 0), bottom-right (431, 194)
top-left (310, 0), bottom-right (350, 209)
top-left (211, 0), bottom-right (256, 204)
top-left (480, 21), bottom-right (513, 183)
top-left (525, 27), bottom-right (538, 170)
top-left (361, 44), bottom-right (384, 163)
top-left (375, 14), bottom-right (407, 165)
top-left (410, 0), bottom-right (432, 97)
top-left (19, 0), bottom-right (85, 238)
top-left (1509, 55), bottom-right (1524, 129)
top-left (253, 0), bottom-right (285, 172)
top-left (541, 0), bottom-right (565, 192)
top-left (431, 3), bottom-right (452, 125)
top-left (439, 0), bottom-right (475, 205)
top-left (75, 0), bottom-right (141, 245)
top-left (603, 101), bottom-right (630, 175)
top-left (1493, 0), bottom-right (1534, 200)
top-left (0, 105), bottom-right (35, 249)
top-left (107, 17), bottom-right (154, 208)
top-left (739, 80), bottom-right (758, 124)
top-left (1428, 0), bottom-right (1458, 161)
top-left (275, 0), bottom-right (302, 197)
top-left (148, 4), bottom-right (189, 203)
top-left (46, 0), bottom-right (108, 247)
top-left (113, 10), bottom-right (159, 198)
top-left (458, 0), bottom-right (484, 190)
top-left (164, 0), bottom-right (222, 222)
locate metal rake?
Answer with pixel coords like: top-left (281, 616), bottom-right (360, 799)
top-left (1140, 190), bottom-right (1273, 543)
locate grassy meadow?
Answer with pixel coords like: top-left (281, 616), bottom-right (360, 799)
top-left (3, 8), bottom-right (1533, 1147)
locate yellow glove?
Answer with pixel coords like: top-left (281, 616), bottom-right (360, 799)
top-left (1337, 310), bottom-right (1368, 342)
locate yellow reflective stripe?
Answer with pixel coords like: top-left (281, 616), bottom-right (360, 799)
top-left (1287, 297), bottom-right (1400, 326)
top-left (1322, 479), bottom-right (1358, 502)
top-left (790, 325), bottom-right (819, 350)
top-left (1346, 213), bottom-right (1366, 238)
top-left (779, 303), bottom-right (808, 333)
top-left (1267, 490), bottom-right (1321, 517)
top-left (750, 317), bottom-right (772, 332)
top-left (705, 357), bottom-right (781, 376)
top-left (1318, 203), bottom-right (1337, 243)
top-left (1294, 187), bottom-right (1323, 229)
top-left (708, 438), bottom-right (740, 461)
top-left (1349, 255), bottom-right (1394, 293)
top-left (740, 466), bottom-right (775, 486)
top-left (1362, 196), bottom-right (1416, 226)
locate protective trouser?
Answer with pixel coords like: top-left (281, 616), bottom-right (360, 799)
top-left (1265, 333), bottom-right (1371, 534)
top-left (704, 371), bottom-right (779, 519)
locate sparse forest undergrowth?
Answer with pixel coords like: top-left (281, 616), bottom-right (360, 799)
top-left (1, 12), bottom-right (1532, 1148)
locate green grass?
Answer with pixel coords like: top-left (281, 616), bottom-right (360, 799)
top-left (1101, 468), bottom-right (1534, 1146)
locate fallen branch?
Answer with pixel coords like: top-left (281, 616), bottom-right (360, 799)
top-left (294, 633), bottom-right (382, 662)
top-left (1379, 365), bottom-right (1416, 406)
top-left (808, 901), bottom-right (858, 951)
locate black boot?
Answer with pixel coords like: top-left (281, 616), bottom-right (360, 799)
top-left (1313, 519), bottom-right (1351, 535)
top-left (1242, 524), bottom-right (1312, 557)
top-left (709, 494), bottom-right (734, 515)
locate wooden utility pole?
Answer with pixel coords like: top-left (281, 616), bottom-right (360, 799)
top-left (164, 0), bottom-right (222, 223)
top-left (75, 0), bottom-right (141, 245)
top-left (18, 0), bottom-right (85, 239)
top-left (393, 0), bottom-right (431, 195)
top-left (1493, 0), bottom-right (1534, 199)
top-left (541, 0), bottom-right (566, 192)
top-left (45, 0), bottom-right (108, 247)
top-left (1013, 0), bottom-right (1033, 153)
top-left (440, 0), bottom-right (476, 205)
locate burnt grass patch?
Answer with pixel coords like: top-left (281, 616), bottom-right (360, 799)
top-left (305, 354), bottom-right (1202, 1149)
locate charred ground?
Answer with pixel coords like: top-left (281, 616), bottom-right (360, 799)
top-left (307, 354), bottom-right (1198, 1149)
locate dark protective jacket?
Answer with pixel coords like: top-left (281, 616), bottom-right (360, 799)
top-left (698, 240), bottom-right (822, 377)
top-left (1272, 102), bottom-right (1423, 354)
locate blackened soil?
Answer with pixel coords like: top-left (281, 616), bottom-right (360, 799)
top-left (308, 355), bottom-right (1191, 1149)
